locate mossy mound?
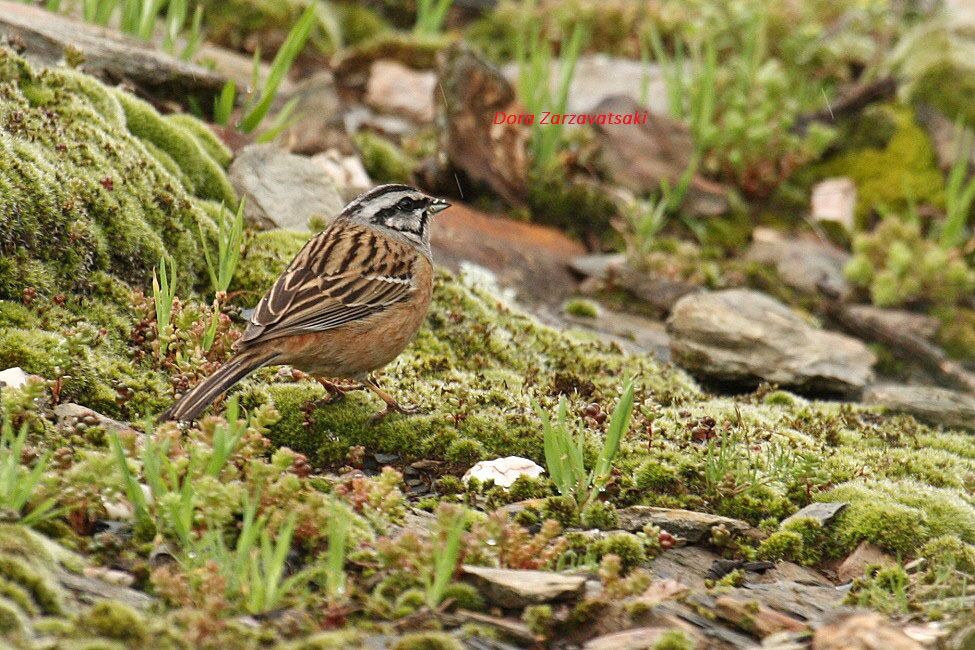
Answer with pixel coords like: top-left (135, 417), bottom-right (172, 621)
top-left (0, 48), bottom-right (230, 300)
top-left (811, 105), bottom-right (944, 224)
top-left (197, 0), bottom-right (343, 57)
top-left (0, 50), bottom-right (237, 416)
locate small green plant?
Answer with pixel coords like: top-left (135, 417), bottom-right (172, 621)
top-left (79, 0), bottom-right (203, 61)
top-left (533, 379), bottom-right (635, 511)
top-left (325, 501), bottom-right (350, 601)
top-left (238, 3), bottom-right (316, 134)
top-left (199, 200), bottom-right (245, 296)
top-left (152, 257), bottom-right (176, 358)
top-left (413, 0), bottom-right (453, 36)
top-left (111, 398), bottom-right (246, 543)
top-left (425, 506), bottom-right (466, 609)
top-left (939, 119), bottom-right (975, 249)
top-left (190, 498), bottom-right (312, 614)
top-left (516, 12), bottom-right (586, 173)
top-left (0, 414), bottom-right (58, 526)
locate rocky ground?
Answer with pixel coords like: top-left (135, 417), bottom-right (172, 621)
top-left (2, 0), bottom-right (975, 648)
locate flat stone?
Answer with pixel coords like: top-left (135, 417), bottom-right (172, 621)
top-left (461, 456), bottom-right (544, 488)
top-left (365, 59), bottom-right (436, 123)
top-left (53, 403), bottom-right (135, 435)
top-left (714, 596), bottom-right (809, 637)
top-left (813, 612), bottom-right (923, 649)
top-left (616, 506), bottom-right (751, 543)
top-left (837, 541), bottom-right (895, 584)
top-left (228, 144), bottom-right (344, 230)
top-left (503, 54), bottom-right (671, 116)
top-left (460, 565), bottom-right (585, 609)
top-left (563, 308), bottom-right (671, 360)
top-left (569, 253), bottom-right (627, 281)
top-left (0, 367), bottom-right (30, 389)
top-left (584, 627), bottom-right (687, 650)
top-left (863, 383), bottom-right (975, 430)
top-left (811, 178), bottom-right (857, 230)
top-left (782, 502), bottom-right (848, 528)
top-left (745, 228), bottom-right (850, 298)
top-left (844, 305), bottom-right (939, 341)
top-left (667, 289), bottom-right (875, 395)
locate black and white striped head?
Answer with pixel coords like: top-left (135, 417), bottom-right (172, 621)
top-left (341, 184), bottom-right (450, 255)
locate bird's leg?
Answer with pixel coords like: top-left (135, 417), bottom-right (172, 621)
top-left (312, 377), bottom-right (365, 407)
top-left (365, 375), bottom-right (422, 422)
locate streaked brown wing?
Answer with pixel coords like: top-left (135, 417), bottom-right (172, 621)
top-left (239, 223), bottom-right (418, 345)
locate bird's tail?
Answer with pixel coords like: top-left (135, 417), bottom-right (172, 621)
top-left (157, 349), bottom-right (276, 423)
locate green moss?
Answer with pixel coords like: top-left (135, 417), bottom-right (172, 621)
top-left (441, 582), bottom-right (485, 611)
top-left (522, 604), bottom-right (553, 635)
top-left (564, 298), bottom-right (599, 319)
top-left (0, 49), bottom-right (218, 299)
top-left (165, 114), bottom-right (232, 168)
top-left (353, 131), bottom-right (413, 184)
top-left (845, 217), bottom-right (974, 308)
top-left (278, 629), bottom-right (365, 649)
top-left (813, 106), bottom-right (943, 223)
top-left (593, 532), bottom-right (646, 571)
top-left (0, 596), bottom-right (28, 636)
top-left (197, 0), bottom-right (340, 57)
top-left (391, 631), bottom-right (462, 650)
top-left (78, 602), bottom-right (145, 643)
top-left (334, 3), bottom-right (391, 46)
top-left (652, 630), bottom-right (694, 650)
top-left (527, 170), bottom-right (619, 239)
top-left (114, 90), bottom-right (236, 205)
top-left (822, 479), bottom-right (975, 555)
top-left (580, 501), bottom-right (619, 530)
top-left (756, 530), bottom-right (803, 562)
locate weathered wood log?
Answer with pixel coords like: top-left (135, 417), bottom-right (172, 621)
top-left (0, 1), bottom-right (226, 105)
top-left (794, 76), bottom-right (898, 132)
top-left (823, 293), bottom-right (975, 395)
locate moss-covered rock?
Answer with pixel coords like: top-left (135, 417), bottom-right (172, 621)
top-left (812, 106), bottom-right (944, 223)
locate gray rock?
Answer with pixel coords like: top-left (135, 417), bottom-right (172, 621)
top-left (503, 54), bottom-right (671, 116)
top-left (53, 403), bottom-right (135, 435)
top-left (843, 305), bottom-right (940, 341)
top-left (460, 565), bottom-right (585, 608)
top-left (837, 541), bottom-right (894, 584)
top-left (591, 95), bottom-right (728, 217)
top-left (569, 253), bottom-right (627, 281)
top-left (782, 502), bottom-right (848, 528)
top-left (278, 71), bottom-right (349, 156)
top-left (564, 308), bottom-right (671, 360)
top-left (584, 627), bottom-right (690, 650)
top-left (863, 383), bottom-right (975, 430)
top-left (616, 506), bottom-right (751, 543)
top-left (228, 144), bottom-right (345, 230)
top-left (667, 289), bottom-right (875, 394)
top-left (365, 59), bottom-right (436, 123)
top-left (745, 228), bottom-right (850, 298)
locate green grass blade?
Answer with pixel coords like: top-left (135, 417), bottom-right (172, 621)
top-left (590, 379), bottom-right (634, 489)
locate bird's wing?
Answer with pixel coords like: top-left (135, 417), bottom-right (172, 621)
top-left (239, 223), bottom-right (419, 344)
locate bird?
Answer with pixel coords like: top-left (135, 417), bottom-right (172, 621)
top-left (158, 184), bottom-right (450, 423)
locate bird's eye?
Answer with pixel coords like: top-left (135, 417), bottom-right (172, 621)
top-left (397, 198), bottom-right (412, 210)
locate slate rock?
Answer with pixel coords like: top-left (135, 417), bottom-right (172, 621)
top-left (616, 506), bottom-right (750, 543)
top-left (811, 178), bottom-right (857, 230)
top-left (460, 565), bottom-right (585, 609)
top-left (782, 502), bottom-right (848, 528)
top-left (667, 289), bottom-right (875, 394)
top-left (745, 228), bottom-right (850, 298)
top-left (837, 541), bottom-right (895, 584)
top-left (365, 59), bottom-right (437, 123)
top-left (0, 367), bottom-right (30, 389)
top-left (863, 383), bottom-right (975, 430)
top-left (813, 612), bottom-right (923, 649)
top-left (228, 144), bottom-right (345, 230)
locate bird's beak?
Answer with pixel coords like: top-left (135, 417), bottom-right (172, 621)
top-left (428, 198), bottom-right (451, 215)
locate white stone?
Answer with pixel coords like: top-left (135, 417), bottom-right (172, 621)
top-left (0, 367), bottom-right (30, 389)
top-left (811, 177), bottom-right (857, 230)
top-left (310, 148), bottom-right (372, 201)
top-left (462, 456), bottom-right (544, 488)
top-left (365, 59), bottom-right (437, 123)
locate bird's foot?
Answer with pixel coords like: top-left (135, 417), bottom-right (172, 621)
top-left (368, 401), bottom-right (424, 423)
top-left (311, 378), bottom-right (364, 408)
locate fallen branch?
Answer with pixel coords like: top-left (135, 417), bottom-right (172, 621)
top-left (794, 76), bottom-right (898, 133)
